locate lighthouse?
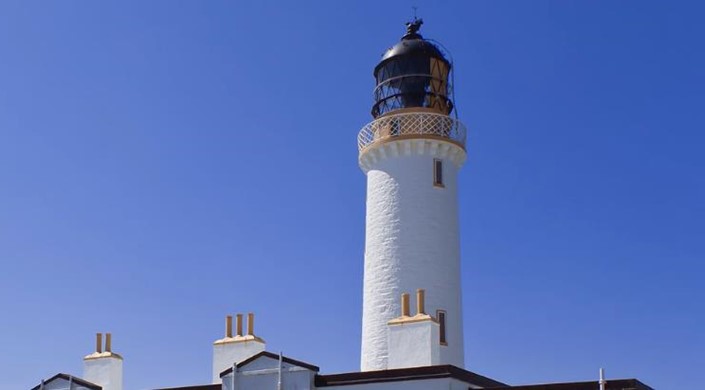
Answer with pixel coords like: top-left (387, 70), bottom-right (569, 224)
top-left (25, 16), bottom-right (656, 390)
top-left (359, 19), bottom-right (467, 371)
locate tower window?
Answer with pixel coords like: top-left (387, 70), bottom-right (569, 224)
top-left (437, 310), bottom-right (447, 345)
top-left (433, 159), bottom-right (444, 187)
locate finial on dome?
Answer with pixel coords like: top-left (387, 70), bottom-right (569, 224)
top-left (403, 18), bottom-right (423, 40)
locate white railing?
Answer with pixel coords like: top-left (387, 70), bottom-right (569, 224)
top-left (358, 112), bottom-right (466, 152)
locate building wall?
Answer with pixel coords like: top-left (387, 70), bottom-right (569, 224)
top-left (221, 358), bottom-right (316, 390)
top-left (83, 357), bottom-right (122, 390)
top-left (361, 139), bottom-right (466, 370)
top-left (212, 340), bottom-right (265, 383)
top-left (387, 319), bottom-right (440, 369)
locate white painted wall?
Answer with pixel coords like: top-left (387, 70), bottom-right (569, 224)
top-left (83, 357), bottom-right (122, 390)
top-left (212, 339), bottom-right (266, 383)
top-left (387, 319), bottom-right (440, 369)
top-left (360, 138), bottom-right (466, 371)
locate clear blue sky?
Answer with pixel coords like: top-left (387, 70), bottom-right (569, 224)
top-left (1, 1), bottom-right (703, 389)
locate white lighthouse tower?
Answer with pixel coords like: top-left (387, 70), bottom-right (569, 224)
top-left (359, 19), bottom-right (467, 371)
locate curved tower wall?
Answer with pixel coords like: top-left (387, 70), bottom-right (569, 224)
top-left (360, 137), bottom-right (466, 371)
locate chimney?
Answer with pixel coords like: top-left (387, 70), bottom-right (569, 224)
top-left (386, 290), bottom-right (441, 369)
top-left (212, 313), bottom-right (266, 383)
top-left (83, 333), bottom-right (123, 390)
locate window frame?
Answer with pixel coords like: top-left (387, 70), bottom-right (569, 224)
top-left (433, 158), bottom-right (444, 188)
top-left (436, 309), bottom-right (448, 345)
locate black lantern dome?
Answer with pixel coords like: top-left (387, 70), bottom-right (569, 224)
top-left (372, 19), bottom-right (454, 118)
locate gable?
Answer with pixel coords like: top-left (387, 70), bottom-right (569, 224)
top-left (220, 351), bottom-right (319, 377)
top-left (30, 373), bottom-right (101, 390)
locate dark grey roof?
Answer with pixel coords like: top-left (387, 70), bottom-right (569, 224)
top-left (380, 38), bottom-right (446, 63)
top-left (486, 378), bottom-right (654, 390)
top-left (153, 386), bottom-right (219, 390)
top-left (315, 364), bottom-right (506, 388)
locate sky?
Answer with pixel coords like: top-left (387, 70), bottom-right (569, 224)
top-left (0, 1), bottom-right (703, 389)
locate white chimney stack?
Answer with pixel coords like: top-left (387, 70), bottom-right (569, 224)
top-left (83, 333), bottom-right (123, 390)
top-left (387, 290), bottom-right (442, 369)
top-left (212, 313), bottom-right (266, 383)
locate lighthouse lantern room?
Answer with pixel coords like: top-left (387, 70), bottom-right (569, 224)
top-left (372, 19), bottom-right (453, 117)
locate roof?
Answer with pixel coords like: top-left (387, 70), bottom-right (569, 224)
top-left (30, 373), bottom-right (101, 390)
top-left (153, 386), bottom-right (219, 390)
top-left (219, 351), bottom-right (320, 377)
top-left (487, 378), bottom-right (654, 390)
top-left (379, 38), bottom-right (446, 62)
top-left (315, 364), bottom-right (506, 388)
top-left (152, 366), bottom-right (654, 390)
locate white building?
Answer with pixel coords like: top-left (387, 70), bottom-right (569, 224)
top-left (29, 20), bottom-right (654, 390)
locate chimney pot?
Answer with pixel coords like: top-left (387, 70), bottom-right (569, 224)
top-left (105, 333), bottom-right (112, 353)
top-left (416, 289), bottom-right (425, 315)
top-left (226, 315), bottom-right (233, 338)
top-left (401, 293), bottom-right (410, 317)
top-left (236, 314), bottom-right (243, 336)
top-left (247, 313), bottom-right (255, 336)
top-left (95, 333), bottom-right (103, 353)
